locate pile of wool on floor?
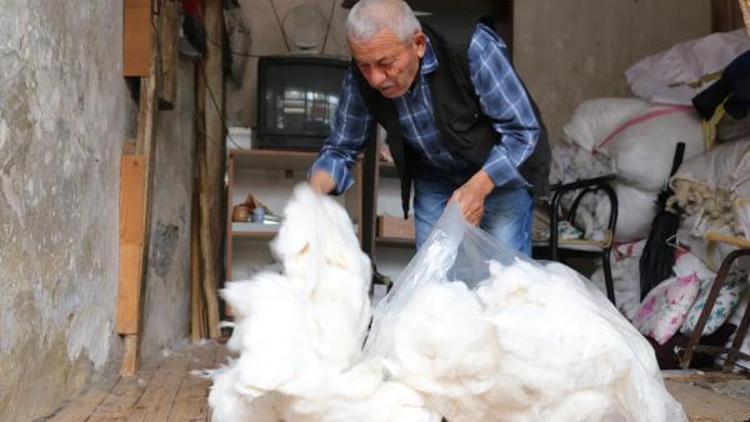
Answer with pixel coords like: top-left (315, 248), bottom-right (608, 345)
top-left (209, 187), bottom-right (686, 422)
top-left (363, 205), bottom-right (686, 422)
top-left (208, 184), bottom-right (439, 422)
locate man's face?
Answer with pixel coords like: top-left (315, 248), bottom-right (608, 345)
top-left (349, 29), bottom-right (426, 99)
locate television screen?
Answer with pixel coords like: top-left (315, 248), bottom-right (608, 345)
top-left (257, 55), bottom-right (349, 150)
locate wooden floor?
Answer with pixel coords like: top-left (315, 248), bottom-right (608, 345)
top-left (46, 342), bottom-right (229, 422)
top-left (46, 341), bottom-right (750, 422)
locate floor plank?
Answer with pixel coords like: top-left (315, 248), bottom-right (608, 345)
top-left (168, 344), bottom-right (216, 422)
top-left (87, 367), bottom-right (156, 421)
top-left (53, 342), bottom-right (750, 422)
top-left (47, 389), bottom-right (110, 422)
top-left (127, 352), bottom-right (191, 422)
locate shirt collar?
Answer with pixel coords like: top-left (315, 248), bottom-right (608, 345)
top-left (420, 34), bottom-right (438, 75)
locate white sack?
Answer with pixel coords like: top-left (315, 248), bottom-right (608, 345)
top-left (626, 29), bottom-right (750, 105)
top-left (563, 98), bottom-right (653, 152)
top-left (609, 110), bottom-right (704, 192)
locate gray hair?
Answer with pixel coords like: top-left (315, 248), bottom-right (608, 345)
top-left (346, 0), bottom-right (421, 43)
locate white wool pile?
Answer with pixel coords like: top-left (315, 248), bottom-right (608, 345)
top-left (209, 184), bottom-right (438, 421)
top-left (381, 259), bottom-right (686, 422)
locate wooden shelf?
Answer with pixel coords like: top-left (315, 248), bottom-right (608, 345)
top-left (230, 149), bottom-right (318, 171)
top-left (375, 236), bottom-right (415, 248)
top-left (231, 222), bottom-right (280, 239)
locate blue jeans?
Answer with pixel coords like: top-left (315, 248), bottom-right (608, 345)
top-left (413, 176), bottom-right (534, 256)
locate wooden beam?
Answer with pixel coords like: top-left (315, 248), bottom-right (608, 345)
top-left (116, 155), bottom-right (145, 334)
top-left (190, 188), bottom-right (207, 342)
top-left (123, 0), bottom-right (154, 76)
top-left (119, 16), bottom-right (160, 374)
top-left (199, 0), bottom-right (224, 339)
top-left (158, 0), bottom-right (180, 109)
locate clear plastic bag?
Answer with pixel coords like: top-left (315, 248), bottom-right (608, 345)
top-left (364, 204), bottom-right (686, 422)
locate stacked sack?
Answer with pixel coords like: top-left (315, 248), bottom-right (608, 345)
top-left (668, 139), bottom-right (750, 267)
top-left (557, 98), bottom-right (706, 242)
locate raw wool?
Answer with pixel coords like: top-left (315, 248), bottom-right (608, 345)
top-left (366, 206), bottom-right (686, 422)
top-left (669, 139), bottom-right (750, 238)
top-left (625, 29), bottom-right (750, 105)
top-left (209, 184), bottom-right (438, 421)
top-left (383, 260), bottom-right (685, 422)
top-left (550, 138), bottom-right (614, 185)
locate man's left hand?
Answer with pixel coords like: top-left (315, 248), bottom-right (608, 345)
top-left (450, 170), bottom-right (495, 226)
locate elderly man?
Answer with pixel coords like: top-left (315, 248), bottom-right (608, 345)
top-left (308, 0), bottom-right (549, 254)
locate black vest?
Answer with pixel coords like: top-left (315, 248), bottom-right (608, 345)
top-left (352, 15), bottom-right (551, 218)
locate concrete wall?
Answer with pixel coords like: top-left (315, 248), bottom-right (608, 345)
top-left (514, 0), bottom-right (712, 142)
top-left (0, 2), bottom-right (196, 420)
top-left (227, 0), bottom-right (711, 142)
top-left (0, 2), bottom-right (127, 420)
top-left (228, 0), bottom-right (350, 126)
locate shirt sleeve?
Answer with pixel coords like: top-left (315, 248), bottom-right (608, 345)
top-left (309, 67), bottom-right (374, 195)
top-left (467, 24), bottom-right (540, 189)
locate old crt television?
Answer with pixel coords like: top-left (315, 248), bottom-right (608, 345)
top-left (257, 55), bottom-right (349, 150)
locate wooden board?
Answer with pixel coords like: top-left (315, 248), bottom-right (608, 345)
top-left (158, 0), bottom-right (180, 109)
top-left (124, 0), bottom-right (153, 76)
top-left (47, 390), bottom-right (110, 421)
top-left (168, 344), bottom-right (216, 421)
top-left (117, 155), bottom-right (146, 334)
top-left (128, 354), bottom-right (191, 421)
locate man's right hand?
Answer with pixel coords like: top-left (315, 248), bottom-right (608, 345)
top-left (308, 170), bottom-right (336, 195)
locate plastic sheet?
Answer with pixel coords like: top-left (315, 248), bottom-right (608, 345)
top-left (364, 204), bottom-right (687, 422)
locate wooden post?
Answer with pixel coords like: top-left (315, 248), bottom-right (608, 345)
top-left (742, 0), bottom-right (750, 36)
top-left (117, 2), bottom-right (160, 375)
top-left (198, 0), bottom-right (225, 339)
top-left (123, 0), bottom-right (153, 76)
top-left (118, 71), bottom-right (158, 375)
top-left (158, 0), bottom-right (180, 109)
top-left (117, 155), bottom-right (146, 336)
top-left (190, 188), bottom-right (207, 342)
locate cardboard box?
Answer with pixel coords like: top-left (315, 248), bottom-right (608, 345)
top-left (377, 215), bottom-right (415, 240)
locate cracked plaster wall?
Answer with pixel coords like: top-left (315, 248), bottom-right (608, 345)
top-left (0, 2), bottom-right (196, 420)
top-left (0, 2), bottom-right (127, 420)
top-left (226, 0), bottom-right (710, 144)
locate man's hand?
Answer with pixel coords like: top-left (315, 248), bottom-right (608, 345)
top-left (450, 170), bottom-right (495, 226)
top-left (308, 170), bottom-right (336, 195)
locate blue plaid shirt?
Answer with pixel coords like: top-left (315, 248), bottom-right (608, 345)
top-left (311, 24), bottom-right (540, 194)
